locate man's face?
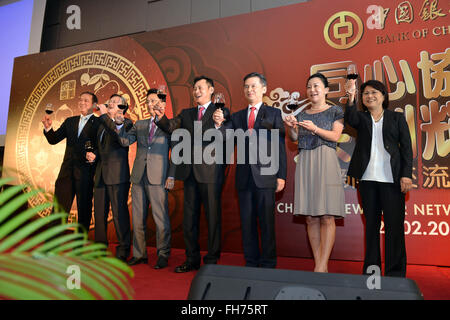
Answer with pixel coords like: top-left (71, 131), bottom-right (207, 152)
top-left (193, 79), bottom-right (214, 106)
top-left (244, 77), bottom-right (266, 105)
top-left (107, 96), bottom-right (122, 119)
top-left (114, 108), bottom-right (125, 123)
top-left (146, 93), bottom-right (160, 117)
top-left (78, 93), bottom-right (94, 116)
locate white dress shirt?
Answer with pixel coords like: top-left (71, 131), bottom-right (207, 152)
top-left (361, 115), bottom-right (394, 183)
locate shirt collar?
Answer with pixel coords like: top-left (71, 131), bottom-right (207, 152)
top-left (81, 113), bottom-right (94, 121)
top-left (198, 101), bottom-right (212, 110)
top-left (248, 102), bottom-right (263, 111)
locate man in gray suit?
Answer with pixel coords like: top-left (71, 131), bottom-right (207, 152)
top-left (118, 88), bottom-right (175, 269)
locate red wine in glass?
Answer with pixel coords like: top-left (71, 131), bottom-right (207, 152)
top-left (214, 92), bottom-right (225, 110)
top-left (346, 63), bottom-right (358, 80)
top-left (157, 85), bottom-right (167, 102)
top-left (287, 93), bottom-right (300, 110)
top-left (45, 103), bottom-right (54, 114)
top-left (346, 73), bottom-right (358, 80)
top-left (85, 140), bottom-right (94, 163)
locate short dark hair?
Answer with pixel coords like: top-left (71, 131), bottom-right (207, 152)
top-left (80, 91), bottom-right (98, 104)
top-left (193, 76), bottom-right (214, 88)
top-left (306, 73), bottom-right (329, 88)
top-left (360, 80), bottom-right (389, 111)
top-left (146, 88), bottom-right (166, 102)
top-left (243, 72), bottom-right (267, 87)
top-left (146, 88), bottom-right (159, 96)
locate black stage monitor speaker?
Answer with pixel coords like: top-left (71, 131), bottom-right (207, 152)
top-left (188, 265), bottom-right (423, 300)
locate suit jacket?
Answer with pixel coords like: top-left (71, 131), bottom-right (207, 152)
top-left (223, 103), bottom-right (287, 190)
top-left (344, 102), bottom-right (413, 184)
top-left (93, 114), bottom-right (131, 187)
top-left (43, 114), bottom-right (101, 180)
top-left (118, 118), bottom-right (175, 185)
top-left (156, 103), bottom-right (230, 184)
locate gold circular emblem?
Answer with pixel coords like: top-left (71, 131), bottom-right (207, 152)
top-left (15, 50), bottom-right (164, 227)
top-left (323, 11), bottom-right (364, 50)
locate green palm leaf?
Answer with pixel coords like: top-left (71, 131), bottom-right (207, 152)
top-left (0, 176), bottom-right (134, 300)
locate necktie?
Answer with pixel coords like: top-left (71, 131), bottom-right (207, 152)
top-left (78, 116), bottom-right (87, 137)
top-left (197, 106), bottom-right (205, 121)
top-left (248, 107), bottom-right (256, 130)
top-left (148, 120), bottom-right (156, 144)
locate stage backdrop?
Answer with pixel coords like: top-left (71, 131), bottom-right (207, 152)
top-left (3, 0), bottom-right (449, 266)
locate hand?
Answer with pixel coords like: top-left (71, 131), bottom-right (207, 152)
top-left (97, 104), bottom-right (108, 115)
top-left (41, 115), bottom-right (52, 130)
top-left (400, 177), bottom-right (413, 194)
top-left (86, 152), bottom-right (96, 163)
top-left (165, 177), bottom-right (175, 190)
top-left (213, 108), bottom-right (225, 127)
top-left (298, 120), bottom-right (318, 133)
top-left (275, 178), bottom-right (285, 193)
top-left (283, 115), bottom-right (298, 128)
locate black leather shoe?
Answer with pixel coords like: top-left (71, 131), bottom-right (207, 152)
top-left (116, 255), bottom-right (128, 262)
top-left (127, 257), bottom-right (148, 266)
top-left (154, 256), bottom-right (168, 269)
top-left (174, 261), bottom-right (200, 273)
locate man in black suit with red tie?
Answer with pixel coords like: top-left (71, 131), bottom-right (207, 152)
top-left (90, 94), bottom-right (132, 261)
top-left (42, 91), bottom-right (101, 232)
top-left (213, 72), bottom-right (287, 268)
top-left (154, 76), bottom-right (230, 273)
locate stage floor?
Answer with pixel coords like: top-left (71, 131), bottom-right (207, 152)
top-left (124, 246), bottom-right (450, 300)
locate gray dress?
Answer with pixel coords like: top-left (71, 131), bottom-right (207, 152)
top-left (293, 105), bottom-right (345, 218)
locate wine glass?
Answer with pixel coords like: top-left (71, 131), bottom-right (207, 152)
top-left (346, 63), bottom-right (358, 94)
top-left (45, 103), bottom-right (54, 115)
top-left (286, 92), bottom-right (300, 111)
top-left (214, 92), bottom-right (225, 109)
top-left (157, 85), bottom-right (167, 101)
top-left (85, 140), bottom-right (94, 163)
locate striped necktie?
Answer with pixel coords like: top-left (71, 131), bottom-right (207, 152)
top-left (148, 119), bottom-right (156, 144)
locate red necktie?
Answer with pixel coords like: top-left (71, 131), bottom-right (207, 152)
top-left (148, 120), bottom-right (156, 144)
top-left (197, 106), bottom-right (205, 121)
top-left (248, 107), bottom-right (256, 130)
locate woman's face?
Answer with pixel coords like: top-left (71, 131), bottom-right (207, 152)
top-left (306, 77), bottom-right (328, 104)
top-left (362, 85), bottom-right (384, 110)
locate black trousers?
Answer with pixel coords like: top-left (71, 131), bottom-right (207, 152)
top-left (237, 174), bottom-right (276, 268)
top-left (54, 168), bottom-right (95, 232)
top-left (94, 180), bottom-right (131, 258)
top-left (359, 180), bottom-right (407, 277)
top-left (183, 172), bottom-right (222, 265)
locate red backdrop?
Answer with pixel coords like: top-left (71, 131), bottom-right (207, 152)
top-left (4, 0), bottom-right (449, 265)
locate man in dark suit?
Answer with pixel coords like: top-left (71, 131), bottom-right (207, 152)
top-left (213, 72), bottom-right (287, 268)
top-left (91, 94), bottom-right (132, 261)
top-left (154, 76), bottom-right (230, 273)
top-left (117, 89), bottom-right (175, 269)
top-left (42, 91), bottom-right (101, 232)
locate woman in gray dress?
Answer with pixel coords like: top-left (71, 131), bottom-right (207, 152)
top-left (284, 73), bottom-right (345, 272)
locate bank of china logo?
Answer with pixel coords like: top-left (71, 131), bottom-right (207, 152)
top-left (324, 11), bottom-right (364, 50)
